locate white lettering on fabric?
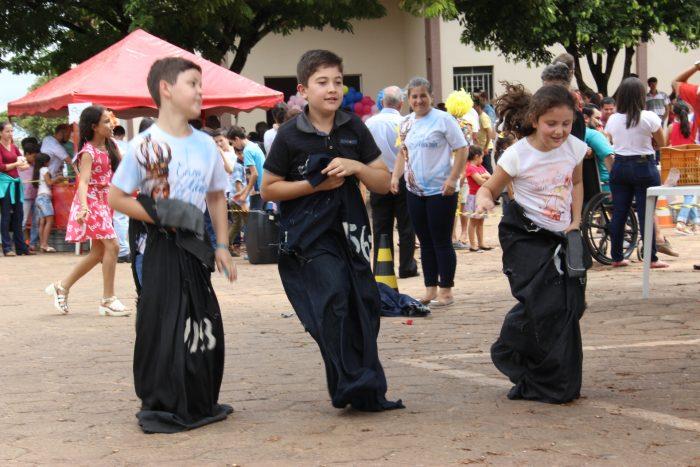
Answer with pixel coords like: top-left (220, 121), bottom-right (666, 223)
top-left (184, 317), bottom-right (217, 353)
top-left (342, 222), bottom-right (372, 262)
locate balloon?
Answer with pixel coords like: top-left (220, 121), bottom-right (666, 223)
top-left (354, 102), bottom-right (364, 114)
top-left (343, 85), bottom-right (349, 95)
top-left (371, 105), bottom-right (379, 114)
top-left (376, 90), bottom-right (385, 111)
top-left (364, 104), bottom-right (372, 114)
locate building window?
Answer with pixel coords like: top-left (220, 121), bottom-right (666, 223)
top-left (453, 66), bottom-right (494, 99)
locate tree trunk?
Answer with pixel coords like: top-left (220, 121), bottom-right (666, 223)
top-left (564, 44), bottom-right (592, 93)
top-left (622, 45), bottom-right (635, 78)
top-left (585, 45), bottom-right (619, 96)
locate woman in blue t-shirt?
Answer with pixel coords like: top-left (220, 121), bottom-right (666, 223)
top-left (392, 77), bottom-right (468, 306)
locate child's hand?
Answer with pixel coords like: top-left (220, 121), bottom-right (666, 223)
top-left (564, 219), bottom-right (581, 233)
top-left (441, 177), bottom-right (458, 196)
top-left (390, 176), bottom-right (400, 194)
top-left (215, 248), bottom-right (237, 283)
top-left (315, 175), bottom-right (345, 192)
top-left (322, 158), bottom-right (362, 177)
top-left (475, 192), bottom-right (494, 215)
top-left (75, 207), bottom-right (90, 224)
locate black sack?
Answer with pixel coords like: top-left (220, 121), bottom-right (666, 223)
top-left (132, 196), bottom-right (232, 433)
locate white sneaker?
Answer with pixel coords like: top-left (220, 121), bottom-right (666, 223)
top-left (99, 297), bottom-right (131, 317)
top-left (45, 282), bottom-right (69, 314)
top-left (675, 223), bottom-right (692, 236)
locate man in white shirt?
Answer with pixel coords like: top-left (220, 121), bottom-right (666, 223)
top-left (41, 124), bottom-right (73, 177)
top-left (365, 86), bottom-right (418, 278)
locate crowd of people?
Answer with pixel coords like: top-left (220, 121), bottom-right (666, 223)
top-left (0, 47), bottom-right (698, 434)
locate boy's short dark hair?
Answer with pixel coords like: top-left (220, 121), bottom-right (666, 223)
top-left (21, 137), bottom-right (39, 153)
top-left (213, 129), bottom-right (228, 138)
top-left (297, 50), bottom-right (343, 86)
top-left (55, 123), bottom-right (71, 134)
top-left (22, 141), bottom-right (41, 154)
top-left (147, 57), bottom-right (202, 107)
top-left (113, 125), bottom-right (126, 137)
top-left (468, 144), bottom-right (484, 160)
top-left (602, 96), bottom-right (616, 106)
top-left (227, 126), bottom-right (246, 140)
top-left (205, 115), bottom-right (221, 129)
top-left (647, 77), bottom-right (658, 85)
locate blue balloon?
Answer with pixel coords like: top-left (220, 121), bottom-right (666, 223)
top-left (376, 90), bottom-right (385, 111)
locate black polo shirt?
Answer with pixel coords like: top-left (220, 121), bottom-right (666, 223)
top-left (264, 109), bottom-right (381, 182)
top-left (264, 109), bottom-right (381, 218)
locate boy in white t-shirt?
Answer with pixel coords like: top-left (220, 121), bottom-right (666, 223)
top-left (475, 84), bottom-right (589, 405)
top-left (108, 57), bottom-right (235, 434)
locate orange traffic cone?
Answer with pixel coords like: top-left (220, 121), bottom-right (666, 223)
top-left (655, 197), bottom-right (674, 228)
top-left (374, 234), bottom-right (398, 291)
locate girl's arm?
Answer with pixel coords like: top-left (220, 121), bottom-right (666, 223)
top-left (44, 170), bottom-right (64, 186)
top-left (470, 171), bottom-right (490, 186)
top-left (475, 166), bottom-right (512, 214)
top-left (665, 125), bottom-right (673, 146)
top-left (653, 128), bottom-right (666, 148)
top-left (75, 153), bottom-right (93, 223)
top-left (566, 162), bottom-right (584, 233)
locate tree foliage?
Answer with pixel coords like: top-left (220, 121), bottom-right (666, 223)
top-left (443, 0), bottom-right (700, 95)
top-left (0, 0), bottom-right (386, 75)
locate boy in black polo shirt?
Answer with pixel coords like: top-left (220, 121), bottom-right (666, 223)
top-left (262, 50), bottom-right (403, 412)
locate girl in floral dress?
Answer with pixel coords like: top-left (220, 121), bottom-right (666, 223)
top-left (45, 105), bottom-right (129, 317)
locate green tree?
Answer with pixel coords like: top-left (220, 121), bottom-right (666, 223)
top-left (0, 0), bottom-right (386, 75)
top-left (1, 76), bottom-right (65, 138)
top-left (415, 0), bottom-right (700, 95)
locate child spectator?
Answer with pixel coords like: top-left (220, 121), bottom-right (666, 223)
top-left (227, 147), bottom-right (248, 256)
top-left (264, 103), bottom-right (288, 153)
top-left (228, 126), bottom-right (265, 210)
top-left (32, 153), bottom-right (62, 252)
top-left (476, 84), bottom-right (589, 404)
top-left (261, 49), bottom-right (403, 412)
top-left (464, 145), bottom-right (492, 251)
top-left (19, 139), bottom-right (41, 249)
top-left (108, 57), bottom-right (235, 433)
top-left (666, 101), bottom-right (698, 235)
top-left (46, 105), bottom-right (126, 315)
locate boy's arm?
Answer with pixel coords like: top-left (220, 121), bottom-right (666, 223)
top-left (322, 157), bottom-right (390, 194)
top-left (240, 164), bottom-right (258, 198)
top-left (206, 190), bottom-right (236, 282)
top-left (108, 186), bottom-right (154, 223)
top-left (261, 170), bottom-right (344, 202)
top-left (219, 149), bottom-right (234, 174)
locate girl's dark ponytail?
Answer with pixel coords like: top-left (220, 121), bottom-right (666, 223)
top-left (673, 101), bottom-right (691, 138)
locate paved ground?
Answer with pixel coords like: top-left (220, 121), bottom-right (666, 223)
top-left (1, 217), bottom-right (699, 465)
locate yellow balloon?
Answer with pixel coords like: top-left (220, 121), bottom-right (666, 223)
top-left (445, 89), bottom-right (473, 118)
top-left (343, 85), bottom-right (349, 95)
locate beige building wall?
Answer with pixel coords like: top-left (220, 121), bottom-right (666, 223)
top-left (438, 20), bottom-right (699, 101)
top-left (235, 1), bottom-right (425, 130)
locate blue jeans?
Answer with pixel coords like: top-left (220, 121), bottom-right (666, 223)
top-left (1, 184), bottom-right (28, 254)
top-left (134, 253), bottom-right (143, 287)
top-left (406, 192), bottom-right (458, 288)
top-left (609, 157), bottom-right (659, 262)
top-left (676, 195), bottom-right (698, 225)
top-left (112, 210), bottom-right (130, 257)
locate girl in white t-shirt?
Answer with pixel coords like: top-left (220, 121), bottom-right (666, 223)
top-left (604, 77), bottom-right (667, 268)
top-left (32, 153), bottom-right (62, 252)
top-left (475, 84), bottom-right (589, 404)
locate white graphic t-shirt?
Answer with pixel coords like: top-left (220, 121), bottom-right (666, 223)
top-left (498, 135), bottom-right (587, 232)
top-left (402, 108), bottom-right (468, 196)
top-left (112, 124), bottom-right (228, 212)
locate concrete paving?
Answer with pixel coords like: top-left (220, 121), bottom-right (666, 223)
top-left (1, 219), bottom-right (698, 465)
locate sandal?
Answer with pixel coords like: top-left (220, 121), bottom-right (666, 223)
top-left (41, 246), bottom-right (56, 253)
top-left (45, 282), bottom-right (70, 314)
top-left (478, 245), bottom-right (493, 251)
top-left (99, 297), bottom-right (131, 317)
